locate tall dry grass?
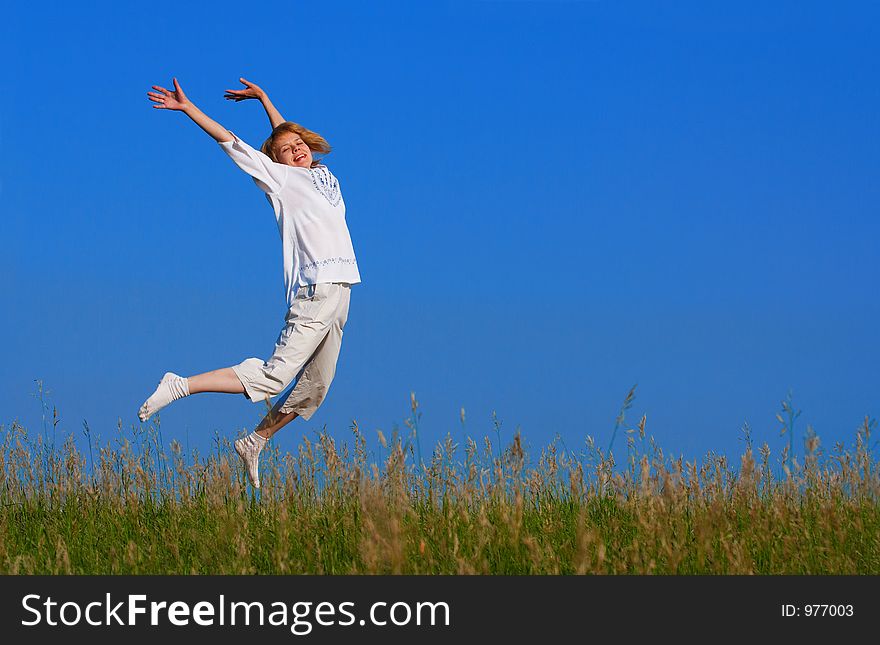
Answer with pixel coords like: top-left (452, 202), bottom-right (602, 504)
top-left (1, 393), bottom-right (878, 574)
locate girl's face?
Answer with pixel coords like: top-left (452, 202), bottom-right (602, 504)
top-left (274, 132), bottom-right (313, 168)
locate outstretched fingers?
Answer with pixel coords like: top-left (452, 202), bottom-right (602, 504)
top-left (223, 77), bottom-right (263, 102)
top-left (147, 91), bottom-right (167, 108)
top-left (147, 79), bottom-right (187, 111)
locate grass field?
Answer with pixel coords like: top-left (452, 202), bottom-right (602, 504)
top-left (1, 395), bottom-right (878, 574)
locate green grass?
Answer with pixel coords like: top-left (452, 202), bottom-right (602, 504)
top-left (1, 406), bottom-right (879, 574)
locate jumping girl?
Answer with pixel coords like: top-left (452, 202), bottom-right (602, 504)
top-left (141, 77), bottom-right (360, 489)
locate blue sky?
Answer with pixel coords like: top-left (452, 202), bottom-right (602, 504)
top-left (2, 0), bottom-right (878, 466)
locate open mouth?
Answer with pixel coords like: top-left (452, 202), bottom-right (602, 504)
top-left (294, 153), bottom-right (307, 163)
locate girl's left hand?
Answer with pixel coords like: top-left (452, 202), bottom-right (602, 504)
top-left (224, 77), bottom-right (265, 102)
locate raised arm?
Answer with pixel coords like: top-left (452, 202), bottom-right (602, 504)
top-left (148, 78), bottom-right (233, 143)
top-left (149, 77), bottom-right (286, 193)
top-left (224, 78), bottom-right (285, 129)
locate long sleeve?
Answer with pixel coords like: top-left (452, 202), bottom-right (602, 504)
top-left (218, 131), bottom-right (288, 194)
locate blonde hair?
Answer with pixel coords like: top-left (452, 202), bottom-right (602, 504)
top-left (261, 122), bottom-right (331, 168)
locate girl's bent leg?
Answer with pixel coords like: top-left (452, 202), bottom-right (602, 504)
top-left (277, 320), bottom-right (344, 422)
top-left (254, 403), bottom-right (299, 440)
top-left (187, 367), bottom-right (246, 394)
top-left (234, 397), bottom-right (299, 488)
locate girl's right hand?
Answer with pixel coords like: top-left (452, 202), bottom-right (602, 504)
top-left (147, 78), bottom-right (191, 111)
top-left (224, 77), bottom-right (266, 102)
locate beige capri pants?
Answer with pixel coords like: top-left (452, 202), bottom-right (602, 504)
top-left (231, 282), bottom-right (351, 420)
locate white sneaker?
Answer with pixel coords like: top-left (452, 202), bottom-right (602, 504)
top-left (138, 372), bottom-right (189, 422)
top-left (235, 432), bottom-right (267, 488)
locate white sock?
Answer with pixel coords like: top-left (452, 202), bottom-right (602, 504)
top-left (234, 431), bottom-right (268, 489)
top-left (138, 372), bottom-right (190, 422)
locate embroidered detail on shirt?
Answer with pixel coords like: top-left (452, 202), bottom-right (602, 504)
top-left (299, 257), bottom-right (358, 274)
top-left (308, 166), bottom-right (342, 207)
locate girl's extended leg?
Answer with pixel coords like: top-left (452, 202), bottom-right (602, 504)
top-left (138, 366), bottom-right (246, 422)
top-left (187, 367), bottom-right (245, 394)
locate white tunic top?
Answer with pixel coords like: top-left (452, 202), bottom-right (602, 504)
top-left (219, 132), bottom-right (361, 308)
